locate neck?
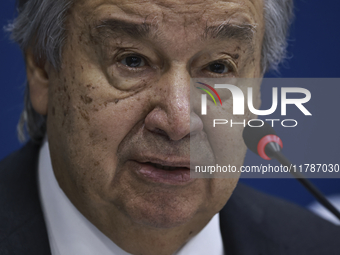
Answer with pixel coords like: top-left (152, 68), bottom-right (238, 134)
top-left (69, 192), bottom-right (214, 255)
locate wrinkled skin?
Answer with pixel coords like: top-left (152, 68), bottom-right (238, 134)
top-left (27, 0), bottom-right (264, 254)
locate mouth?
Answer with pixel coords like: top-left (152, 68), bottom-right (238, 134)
top-left (132, 159), bottom-right (194, 185)
top-left (147, 162), bottom-right (188, 171)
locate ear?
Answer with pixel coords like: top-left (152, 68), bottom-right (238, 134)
top-left (25, 49), bottom-right (49, 116)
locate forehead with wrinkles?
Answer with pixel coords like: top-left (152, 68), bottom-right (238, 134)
top-left (73, 0), bottom-right (263, 27)
top-left (67, 0), bottom-right (264, 65)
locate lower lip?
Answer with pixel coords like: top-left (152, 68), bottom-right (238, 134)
top-left (134, 162), bottom-right (194, 185)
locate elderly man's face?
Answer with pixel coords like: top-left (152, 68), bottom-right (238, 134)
top-left (41, 0), bottom-right (263, 240)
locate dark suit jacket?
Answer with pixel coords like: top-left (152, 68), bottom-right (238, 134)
top-left (1, 141), bottom-right (340, 255)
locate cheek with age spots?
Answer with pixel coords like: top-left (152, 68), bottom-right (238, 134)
top-left (80, 95), bottom-right (93, 104)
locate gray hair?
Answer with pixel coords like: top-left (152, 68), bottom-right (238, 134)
top-left (6, 0), bottom-right (293, 143)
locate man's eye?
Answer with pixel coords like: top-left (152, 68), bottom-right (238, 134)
top-left (207, 62), bottom-right (229, 74)
top-left (120, 56), bottom-right (145, 68)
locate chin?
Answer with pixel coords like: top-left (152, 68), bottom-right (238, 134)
top-left (130, 206), bottom-right (197, 229)
top-left (116, 191), bottom-right (201, 229)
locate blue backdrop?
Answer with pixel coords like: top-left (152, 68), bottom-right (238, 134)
top-left (1, 0), bottom-right (340, 208)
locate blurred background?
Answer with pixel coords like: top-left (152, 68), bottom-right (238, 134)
top-left (1, 0), bottom-right (340, 223)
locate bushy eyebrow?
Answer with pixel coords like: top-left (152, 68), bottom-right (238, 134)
top-left (93, 19), bottom-right (155, 40)
top-left (92, 18), bottom-right (256, 48)
top-left (203, 21), bottom-right (256, 45)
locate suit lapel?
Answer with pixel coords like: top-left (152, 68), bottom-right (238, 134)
top-left (219, 184), bottom-right (287, 255)
top-left (0, 141), bottom-right (51, 255)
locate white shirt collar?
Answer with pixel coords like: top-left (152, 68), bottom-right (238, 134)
top-left (38, 140), bottom-right (224, 255)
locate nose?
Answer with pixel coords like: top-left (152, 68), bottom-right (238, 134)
top-left (145, 64), bottom-right (203, 141)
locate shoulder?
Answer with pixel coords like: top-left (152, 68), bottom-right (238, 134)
top-left (0, 141), bottom-right (41, 224)
top-left (0, 141), bottom-right (40, 183)
top-left (0, 141), bottom-right (50, 255)
top-left (220, 183), bottom-right (340, 255)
